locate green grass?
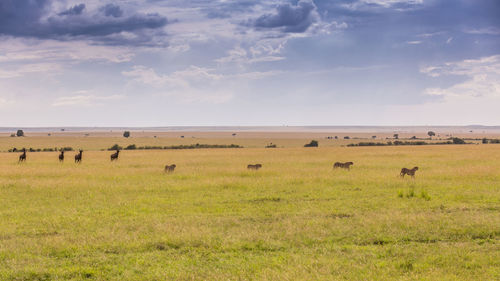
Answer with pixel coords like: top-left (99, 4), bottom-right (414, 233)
top-left (0, 144), bottom-right (499, 280)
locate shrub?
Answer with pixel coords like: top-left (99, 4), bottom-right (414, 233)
top-left (304, 140), bottom-right (318, 147)
top-left (265, 143), bottom-right (277, 148)
top-left (343, 136), bottom-right (350, 139)
top-left (490, 139), bottom-right (500, 144)
top-left (108, 144), bottom-right (123, 150)
top-left (123, 131), bottom-right (130, 138)
top-left (482, 138), bottom-right (488, 144)
top-left (125, 144), bottom-right (137, 150)
top-left (452, 137), bottom-right (466, 144)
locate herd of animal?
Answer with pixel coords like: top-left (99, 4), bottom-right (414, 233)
top-left (15, 148), bottom-right (420, 178)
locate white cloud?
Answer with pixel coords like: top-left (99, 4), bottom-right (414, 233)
top-left (52, 93), bottom-right (124, 106)
top-left (402, 55), bottom-right (500, 124)
top-left (0, 63), bottom-right (62, 79)
top-left (0, 37), bottom-right (134, 64)
top-left (342, 0), bottom-right (424, 10)
top-left (463, 27), bottom-right (500, 35)
top-left (122, 65), bottom-right (280, 103)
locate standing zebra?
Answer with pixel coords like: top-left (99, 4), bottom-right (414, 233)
top-left (110, 150), bottom-right (120, 161)
top-left (18, 148), bottom-right (27, 163)
top-left (75, 150), bottom-right (83, 163)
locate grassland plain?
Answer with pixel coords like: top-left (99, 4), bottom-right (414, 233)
top-left (0, 142), bottom-right (499, 280)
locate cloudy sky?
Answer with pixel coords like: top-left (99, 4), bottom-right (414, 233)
top-left (0, 0), bottom-right (499, 126)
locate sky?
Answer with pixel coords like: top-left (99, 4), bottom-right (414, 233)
top-left (0, 0), bottom-right (499, 127)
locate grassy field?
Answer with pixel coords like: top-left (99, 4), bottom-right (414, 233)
top-left (0, 138), bottom-right (499, 280)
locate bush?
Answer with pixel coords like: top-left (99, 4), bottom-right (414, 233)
top-left (16, 130), bottom-right (24, 137)
top-left (108, 144), bottom-right (123, 150)
top-left (490, 139), bottom-right (500, 144)
top-left (452, 137), bottom-right (466, 144)
top-left (482, 138), bottom-right (488, 144)
top-left (125, 144), bottom-right (137, 150)
top-left (123, 131), bottom-right (130, 138)
top-left (304, 140), bottom-right (318, 147)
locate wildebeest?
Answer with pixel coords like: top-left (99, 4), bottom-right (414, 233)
top-left (18, 148), bottom-right (26, 163)
top-left (247, 164), bottom-right (262, 170)
top-left (333, 162), bottom-right (354, 170)
top-left (110, 150), bottom-right (120, 161)
top-left (400, 167), bottom-right (418, 178)
top-left (58, 150), bottom-right (64, 162)
top-left (74, 150), bottom-right (83, 163)
top-left (164, 164), bottom-right (176, 173)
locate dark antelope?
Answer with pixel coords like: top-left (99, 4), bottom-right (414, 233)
top-left (59, 150), bottom-right (64, 162)
top-left (164, 164), bottom-right (176, 173)
top-left (247, 164), bottom-right (262, 170)
top-left (333, 162), bottom-right (354, 170)
top-left (110, 150), bottom-right (120, 161)
top-left (400, 167), bottom-right (418, 178)
top-left (18, 148), bottom-right (27, 163)
top-left (74, 150), bottom-right (83, 163)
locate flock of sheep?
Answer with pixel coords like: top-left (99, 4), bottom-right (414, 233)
top-left (15, 148), bottom-right (420, 178)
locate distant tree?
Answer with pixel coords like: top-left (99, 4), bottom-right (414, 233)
top-left (427, 131), bottom-right (436, 139)
top-left (16, 130), bottom-right (24, 137)
top-left (304, 140), bottom-right (319, 147)
top-left (123, 131), bottom-right (130, 138)
top-left (344, 136), bottom-right (350, 139)
top-left (10, 134), bottom-right (15, 137)
top-left (393, 134), bottom-right (399, 139)
top-left (482, 138), bottom-right (488, 144)
top-left (334, 136), bottom-right (338, 139)
top-left (452, 137), bottom-right (466, 144)
top-left (372, 136), bottom-right (377, 139)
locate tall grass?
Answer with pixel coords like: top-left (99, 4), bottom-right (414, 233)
top-left (0, 144), bottom-right (499, 280)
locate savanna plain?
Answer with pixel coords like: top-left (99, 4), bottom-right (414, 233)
top-left (0, 133), bottom-right (499, 280)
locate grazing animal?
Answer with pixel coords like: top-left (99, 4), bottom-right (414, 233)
top-left (400, 167), bottom-right (418, 178)
top-left (247, 164), bottom-right (262, 170)
top-left (74, 150), bottom-right (83, 163)
top-left (59, 150), bottom-right (64, 162)
top-left (18, 148), bottom-right (27, 163)
top-left (110, 150), bottom-right (120, 161)
top-left (333, 162), bottom-right (354, 170)
top-left (164, 164), bottom-right (176, 173)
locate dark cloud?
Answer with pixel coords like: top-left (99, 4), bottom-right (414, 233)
top-left (58, 3), bottom-right (85, 16)
top-left (251, 0), bottom-right (318, 33)
top-left (0, 0), bottom-right (168, 46)
top-left (46, 13), bottom-right (168, 37)
top-left (0, 0), bottom-right (49, 35)
top-left (102, 4), bottom-right (123, 18)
